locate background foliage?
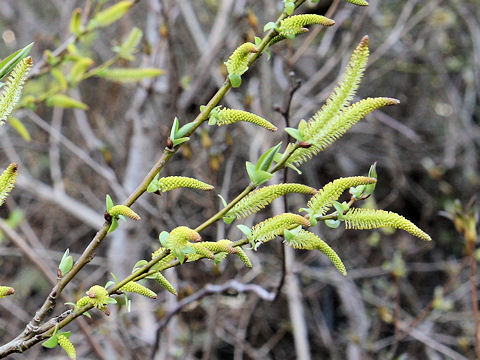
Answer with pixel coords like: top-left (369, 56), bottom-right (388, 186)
top-left (0, 0), bottom-right (478, 359)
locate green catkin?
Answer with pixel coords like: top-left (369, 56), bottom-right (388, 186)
top-left (250, 213), bottom-right (310, 243)
top-left (157, 176), bottom-right (214, 192)
top-left (0, 57), bottom-right (32, 126)
top-left (121, 281), bottom-right (157, 298)
top-left (57, 334), bottom-right (76, 360)
top-left (278, 14), bottom-right (335, 38)
top-left (108, 205), bottom-right (140, 220)
top-left (215, 108), bottom-right (277, 131)
top-left (284, 37), bottom-right (400, 167)
top-left (75, 296), bottom-right (91, 309)
top-left (0, 163), bottom-right (18, 207)
top-left (229, 183), bottom-right (317, 219)
top-left (0, 286), bottom-right (14, 299)
top-left (234, 246), bottom-right (252, 268)
top-left (224, 42), bottom-right (258, 76)
top-left (344, 208), bottom-right (432, 241)
top-left (86, 285), bottom-right (110, 310)
top-left (165, 226), bottom-right (201, 250)
top-left (154, 272), bottom-right (177, 295)
top-left (285, 229), bottom-right (346, 276)
top-left (307, 176), bottom-right (376, 216)
top-left (345, 0), bottom-right (369, 6)
top-left (289, 97), bottom-right (399, 165)
top-left (190, 243), bottom-right (216, 259)
top-left (309, 36), bottom-right (370, 132)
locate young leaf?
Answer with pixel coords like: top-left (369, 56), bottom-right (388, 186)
top-left (87, 1), bottom-right (133, 29)
top-left (69, 8), bottom-right (83, 36)
top-left (58, 249), bottom-right (74, 277)
top-left (105, 194), bottom-right (114, 211)
top-left (256, 142), bottom-right (282, 171)
top-left (0, 42), bottom-right (33, 80)
top-left (96, 68), bottom-right (164, 82)
top-left (8, 117), bottom-right (31, 142)
top-left (46, 94), bottom-right (88, 110)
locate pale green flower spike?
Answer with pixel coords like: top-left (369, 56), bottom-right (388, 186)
top-left (0, 57), bottom-right (32, 126)
top-left (158, 176), bottom-right (214, 192)
top-left (86, 285), bottom-right (111, 311)
top-left (278, 14), bottom-right (335, 38)
top-left (121, 281), bottom-right (157, 298)
top-left (250, 213), bottom-right (310, 244)
top-left (57, 334), bottom-right (76, 360)
top-left (154, 272), bottom-right (177, 295)
top-left (344, 208), bottom-right (432, 241)
top-left (288, 97), bottom-right (399, 165)
top-left (345, 0), bottom-right (369, 6)
top-left (212, 107), bottom-right (277, 132)
top-left (0, 163), bottom-right (18, 207)
top-left (234, 246), bottom-right (252, 268)
top-left (75, 296), bottom-right (91, 309)
top-left (229, 183), bottom-right (317, 219)
top-left (190, 243), bottom-right (215, 259)
top-left (108, 205), bottom-right (140, 220)
top-left (285, 229), bottom-right (346, 276)
top-left (224, 42), bottom-right (258, 77)
top-left (308, 176), bottom-right (376, 216)
top-left (0, 286), bottom-right (14, 299)
top-left (165, 226), bottom-right (201, 250)
top-left (286, 36), bottom-right (399, 166)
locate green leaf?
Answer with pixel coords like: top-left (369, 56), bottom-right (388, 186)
top-left (263, 22), bottom-right (277, 32)
top-left (106, 194), bottom-right (114, 211)
top-left (158, 231), bottom-right (169, 246)
top-left (105, 280), bottom-right (116, 288)
top-left (69, 58), bottom-right (94, 85)
top-left (46, 94), bottom-right (88, 109)
top-left (133, 260), bottom-right (148, 270)
top-left (218, 194), bottom-right (228, 208)
top-left (108, 218), bottom-right (119, 233)
top-left (69, 8), bottom-right (83, 36)
top-left (170, 117), bottom-right (179, 140)
top-left (83, 311), bottom-right (92, 319)
top-left (0, 42), bottom-right (33, 80)
top-left (96, 68), bottom-right (164, 82)
top-left (251, 170), bottom-right (273, 186)
top-left (237, 224), bottom-right (252, 237)
top-left (171, 137), bottom-right (190, 147)
top-left (147, 180), bottom-right (159, 193)
top-left (113, 27), bottom-right (143, 60)
top-left (364, 162), bottom-right (377, 196)
top-left (8, 117), bottom-right (31, 142)
top-left (42, 336), bottom-right (58, 348)
top-left (87, 1), bottom-right (133, 29)
top-left (176, 122), bottom-right (196, 138)
top-left (284, 127), bottom-right (304, 141)
top-left (58, 249), bottom-right (73, 276)
top-left (332, 201), bottom-right (345, 220)
top-left (222, 215), bottom-right (235, 224)
top-left (284, 1), bottom-right (295, 15)
top-left (51, 69), bottom-right (68, 91)
top-left (256, 142), bottom-right (282, 171)
top-left (228, 73), bottom-right (241, 88)
top-left (325, 219), bottom-right (341, 228)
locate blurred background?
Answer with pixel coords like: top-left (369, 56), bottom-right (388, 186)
top-left (0, 0), bottom-right (479, 359)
